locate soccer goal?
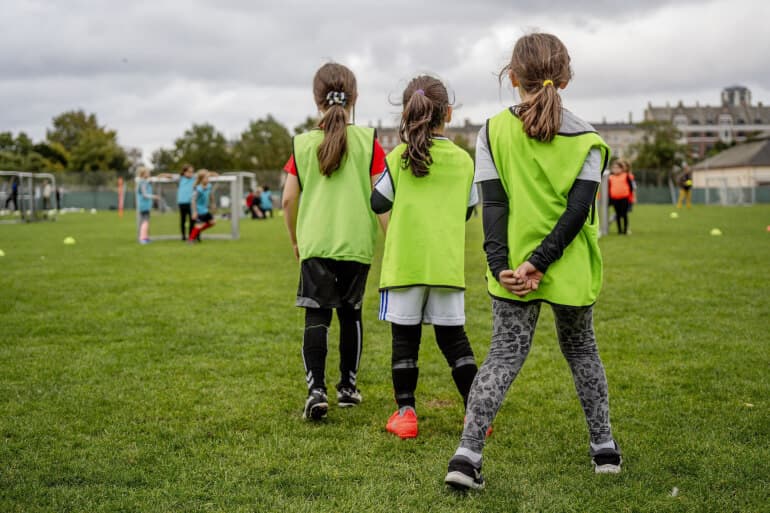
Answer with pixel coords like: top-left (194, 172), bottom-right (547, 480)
top-left (0, 170), bottom-right (58, 223)
top-left (703, 177), bottom-right (755, 206)
top-left (134, 171), bottom-right (257, 241)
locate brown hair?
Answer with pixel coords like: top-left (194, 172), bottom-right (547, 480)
top-left (617, 158), bottom-right (631, 173)
top-left (194, 169), bottom-right (209, 187)
top-left (313, 63), bottom-right (358, 176)
top-left (399, 75), bottom-right (450, 177)
top-left (180, 163), bottom-right (194, 176)
top-left (500, 33), bottom-right (573, 142)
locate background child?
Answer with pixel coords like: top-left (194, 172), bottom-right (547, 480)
top-left (136, 167), bottom-right (160, 244)
top-left (445, 33), bottom-right (621, 491)
top-left (177, 164), bottom-right (195, 240)
top-left (677, 165), bottom-right (693, 208)
top-left (189, 169), bottom-right (216, 243)
top-left (608, 159), bottom-right (634, 234)
top-left (371, 75), bottom-right (479, 439)
top-left (281, 62), bottom-right (386, 421)
top-left (260, 184), bottom-right (273, 218)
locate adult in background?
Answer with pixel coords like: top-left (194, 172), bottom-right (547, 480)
top-left (4, 176), bottom-right (19, 211)
top-left (42, 180), bottom-right (52, 210)
top-left (677, 166), bottom-right (693, 209)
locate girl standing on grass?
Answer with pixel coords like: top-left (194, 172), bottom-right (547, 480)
top-left (188, 169), bottom-right (216, 243)
top-left (371, 75), bottom-right (479, 439)
top-left (444, 33), bottom-right (621, 491)
top-left (282, 62), bottom-right (386, 421)
top-left (608, 159), bottom-right (634, 234)
top-left (177, 164), bottom-right (196, 240)
top-left (136, 167), bottom-right (159, 244)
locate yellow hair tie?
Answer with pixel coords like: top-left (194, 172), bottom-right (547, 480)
top-left (543, 79), bottom-right (554, 87)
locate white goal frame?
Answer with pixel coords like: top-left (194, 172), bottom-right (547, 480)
top-left (0, 170), bottom-right (58, 223)
top-left (134, 171), bottom-right (257, 241)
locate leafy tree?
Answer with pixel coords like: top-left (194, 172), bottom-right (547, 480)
top-left (452, 133), bottom-right (476, 162)
top-left (630, 121), bottom-right (688, 186)
top-left (173, 123), bottom-right (232, 171)
top-left (0, 132), bottom-right (69, 172)
top-left (293, 116), bottom-right (319, 135)
top-left (46, 110), bottom-right (128, 172)
top-left (150, 147), bottom-right (179, 172)
top-left (233, 115), bottom-right (292, 170)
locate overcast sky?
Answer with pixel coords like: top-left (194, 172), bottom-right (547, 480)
top-left (2, 0), bottom-right (769, 162)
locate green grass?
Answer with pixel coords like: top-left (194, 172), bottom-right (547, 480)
top-left (1, 205), bottom-right (769, 512)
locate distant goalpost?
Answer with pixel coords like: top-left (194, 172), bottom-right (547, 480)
top-left (134, 171), bottom-right (257, 241)
top-left (599, 169), bottom-right (610, 237)
top-left (703, 177), bottom-right (756, 206)
top-left (0, 170), bottom-right (58, 223)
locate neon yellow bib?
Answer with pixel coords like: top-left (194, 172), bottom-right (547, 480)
top-left (486, 110), bottom-right (609, 306)
top-left (379, 139), bottom-right (474, 289)
top-left (294, 126), bottom-right (378, 264)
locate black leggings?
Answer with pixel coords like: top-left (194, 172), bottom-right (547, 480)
top-left (178, 203), bottom-right (192, 240)
top-left (610, 198), bottom-right (629, 234)
top-left (302, 306), bottom-right (363, 392)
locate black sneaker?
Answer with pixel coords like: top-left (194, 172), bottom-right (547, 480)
top-left (303, 389), bottom-right (328, 421)
top-left (336, 387), bottom-right (362, 407)
top-left (591, 440), bottom-right (622, 474)
top-left (444, 455), bottom-right (484, 490)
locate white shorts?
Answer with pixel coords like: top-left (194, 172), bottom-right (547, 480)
top-left (379, 286), bottom-right (465, 326)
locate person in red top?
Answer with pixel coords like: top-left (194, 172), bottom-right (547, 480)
top-left (608, 159), bottom-right (634, 235)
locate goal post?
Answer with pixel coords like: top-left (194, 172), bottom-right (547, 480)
top-left (134, 171), bottom-right (257, 241)
top-left (0, 170), bottom-right (58, 223)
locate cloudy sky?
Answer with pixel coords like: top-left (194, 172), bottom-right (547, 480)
top-left (2, 0), bottom-right (769, 162)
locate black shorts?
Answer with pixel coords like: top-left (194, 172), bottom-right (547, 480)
top-left (195, 212), bottom-right (213, 223)
top-left (140, 210), bottom-right (150, 221)
top-left (297, 257), bottom-right (371, 310)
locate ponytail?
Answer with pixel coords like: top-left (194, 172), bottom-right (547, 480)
top-left (312, 63), bottom-right (358, 177)
top-left (502, 33), bottom-right (573, 143)
top-left (317, 103), bottom-right (348, 176)
top-left (517, 84), bottom-right (563, 142)
top-left (398, 76), bottom-right (449, 177)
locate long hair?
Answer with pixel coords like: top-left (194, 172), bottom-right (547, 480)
top-left (194, 169), bottom-right (209, 187)
top-left (313, 62), bottom-right (358, 176)
top-left (180, 163), bottom-right (194, 176)
top-left (500, 33), bottom-right (573, 142)
top-left (399, 75), bottom-right (449, 177)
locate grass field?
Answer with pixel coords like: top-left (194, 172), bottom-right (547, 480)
top-left (1, 205), bottom-right (769, 512)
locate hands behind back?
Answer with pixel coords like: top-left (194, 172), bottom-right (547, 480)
top-left (498, 261), bottom-right (544, 297)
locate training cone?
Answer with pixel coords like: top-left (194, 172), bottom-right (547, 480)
top-left (0, 249), bottom-right (5, 257)
top-left (669, 212), bottom-right (679, 219)
top-left (710, 228), bottom-right (722, 236)
top-left (63, 236), bottom-right (76, 245)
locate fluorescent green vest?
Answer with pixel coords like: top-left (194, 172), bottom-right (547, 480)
top-left (486, 109), bottom-right (610, 306)
top-left (294, 126), bottom-right (378, 264)
top-left (379, 139), bottom-right (474, 289)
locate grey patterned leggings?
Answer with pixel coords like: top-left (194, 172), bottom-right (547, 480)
top-left (460, 299), bottom-right (613, 453)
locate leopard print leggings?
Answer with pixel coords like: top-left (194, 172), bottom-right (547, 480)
top-left (460, 299), bottom-right (614, 453)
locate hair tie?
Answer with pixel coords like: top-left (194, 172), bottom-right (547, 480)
top-left (542, 79), bottom-right (554, 87)
top-left (325, 91), bottom-right (347, 107)
top-left (415, 89), bottom-right (425, 96)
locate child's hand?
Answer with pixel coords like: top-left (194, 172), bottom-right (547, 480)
top-left (511, 261), bottom-right (543, 297)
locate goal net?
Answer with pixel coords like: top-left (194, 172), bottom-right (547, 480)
top-left (134, 172), bottom-right (257, 241)
top-left (704, 177), bottom-right (755, 206)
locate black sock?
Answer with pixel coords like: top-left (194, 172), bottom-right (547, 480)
top-left (434, 325), bottom-right (477, 407)
top-left (303, 308), bottom-right (332, 392)
top-left (391, 323), bottom-right (421, 408)
top-left (337, 306), bottom-right (362, 390)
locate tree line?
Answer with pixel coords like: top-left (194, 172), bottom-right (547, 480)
top-left (0, 110), bottom-right (318, 175)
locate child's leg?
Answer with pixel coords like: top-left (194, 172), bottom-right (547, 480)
top-left (303, 308), bottom-right (333, 392)
top-left (459, 300), bottom-right (540, 453)
top-left (551, 304), bottom-right (613, 445)
top-left (336, 305), bottom-right (362, 390)
top-left (391, 323), bottom-right (421, 408)
top-left (433, 325), bottom-right (477, 407)
top-left (139, 220), bottom-right (149, 241)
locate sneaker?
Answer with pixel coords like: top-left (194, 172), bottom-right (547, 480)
top-left (386, 407), bottom-right (418, 439)
top-left (445, 455), bottom-right (484, 490)
top-left (591, 440), bottom-right (622, 474)
top-left (302, 389), bottom-right (328, 421)
top-left (336, 387), bottom-right (362, 407)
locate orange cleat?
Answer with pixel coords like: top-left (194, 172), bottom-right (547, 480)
top-left (386, 408), bottom-right (418, 439)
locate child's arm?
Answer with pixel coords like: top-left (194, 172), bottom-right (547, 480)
top-left (371, 169), bottom-right (393, 233)
top-left (281, 173), bottom-right (301, 260)
top-left (191, 189), bottom-right (198, 220)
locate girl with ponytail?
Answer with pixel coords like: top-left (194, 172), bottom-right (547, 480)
top-left (282, 62), bottom-right (386, 421)
top-left (371, 75), bottom-right (480, 439)
top-left (444, 33), bottom-right (622, 491)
